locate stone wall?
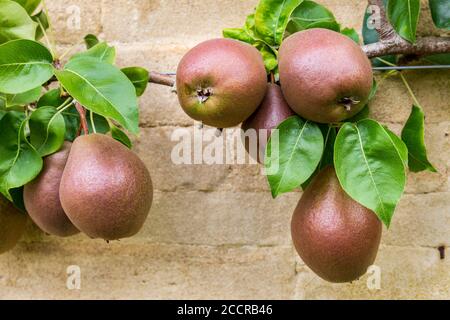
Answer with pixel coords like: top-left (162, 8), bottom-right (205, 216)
top-left (0, 0), bottom-right (448, 299)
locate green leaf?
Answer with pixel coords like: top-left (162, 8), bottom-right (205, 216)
top-left (302, 124), bottom-right (336, 189)
top-left (341, 27), bottom-right (360, 43)
top-left (70, 42), bottom-right (116, 64)
top-left (401, 105), bottom-right (437, 172)
top-left (0, 111), bottom-right (43, 200)
top-left (319, 125), bottom-right (337, 170)
top-left (265, 116), bottom-right (324, 198)
top-left (37, 88), bottom-right (66, 108)
top-left (429, 0), bottom-right (450, 29)
top-left (29, 106), bottom-right (66, 157)
top-left (334, 120), bottom-right (406, 227)
top-left (122, 67), bottom-right (149, 97)
top-left (37, 89), bottom-right (80, 141)
top-left (84, 34), bottom-right (99, 49)
top-left (223, 28), bottom-right (255, 43)
top-left (255, 0), bottom-right (304, 46)
top-left (87, 111), bottom-right (110, 134)
top-left (287, 0), bottom-right (340, 34)
top-left (368, 78), bottom-right (378, 101)
top-left (111, 125), bottom-right (132, 148)
top-left (55, 57), bottom-right (139, 133)
top-left (0, 0), bottom-right (38, 44)
top-left (255, 42), bottom-right (278, 72)
top-left (223, 30), bottom-right (278, 72)
top-left (245, 13), bottom-right (257, 36)
top-left (223, 14), bottom-right (278, 73)
top-left (10, 186), bottom-right (25, 211)
top-left (0, 39), bottom-right (53, 94)
top-left (32, 10), bottom-right (48, 40)
top-left (383, 126), bottom-right (409, 168)
top-left (363, 1), bottom-right (397, 67)
top-left (61, 106), bottom-right (80, 141)
top-left (0, 86), bottom-right (41, 109)
top-left (39, 89), bottom-right (110, 139)
top-left (423, 53), bottom-right (450, 64)
top-left (11, 0), bottom-right (40, 14)
top-left (387, 0), bottom-right (420, 43)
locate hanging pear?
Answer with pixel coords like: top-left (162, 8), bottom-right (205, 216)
top-left (279, 28), bottom-right (373, 123)
top-left (24, 142), bottom-right (79, 237)
top-left (291, 166), bottom-right (382, 283)
top-left (59, 134), bottom-right (153, 241)
top-left (241, 83), bottom-right (295, 163)
top-left (177, 38), bottom-right (268, 128)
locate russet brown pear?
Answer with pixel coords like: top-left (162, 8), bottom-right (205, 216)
top-left (177, 38), bottom-right (268, 128)
top-left (59, 134), bottom-right (153, 241)
top-left (279, 28), bottom-right (373, 123)
top-left (241, 83), bottom-right (295, 163)
top-left (291, 166), bottom-right (382, 283)
top-left (24, 142), bottom-right (79, 237)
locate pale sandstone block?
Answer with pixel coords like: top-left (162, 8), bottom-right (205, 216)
top-left (133, 127), bottom-right (232, 192)
top-left (46, 0), bottom-right (102, 44)
top-left (101, 0), bottom-right (259, 43)
top-left (405, 122), bottom-right (450, 194)
top-left (384, 122), bottom-right (449, 194)
top-left (371, 71), bottom-right (450, 124)
top-left (114, 43), bottom-right (192, 127)
top-left (321, 0), bottom-right (367, 32)
top-left (0, 242), bottom-right (295, 299)
top-left (294, 246), bottom-right (450, 300)
top-left (383, 193), bottom-right (450, 247)
top-left (139, 191), bottom-right (297, 246)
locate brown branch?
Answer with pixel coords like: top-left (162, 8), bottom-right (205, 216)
top-left (149, 72), bottom-right (175, 87)
top-left (45, 73), bottom-right (175, 89)
top-left (367, 0), bottom-right (396, 41)
top-left (44, 1), bottom-right (449, 93)
top-left (363, 36), bottom-right (450, 58)
top-left (362, 0), bottom-right (450, 58)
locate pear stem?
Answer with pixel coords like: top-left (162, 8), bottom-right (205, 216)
top-left (75, 102), bottom-right (89, 136)
top-left (399, 73), bottom-right (423, 109)
top-left (270, 72), bottom-right (275, 84)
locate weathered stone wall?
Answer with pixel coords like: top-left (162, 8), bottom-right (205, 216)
top-left (0, 0), bottom-right (448, 299)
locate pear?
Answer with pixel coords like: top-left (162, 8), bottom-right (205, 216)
top-left (291, 166), bottom-right (382, 283)
top-left (59, 134), bottom-right (153, 240)
top-left (177, 38), bottom-right (268, 128)
top-left (24, 142), bottom-right (79, 237)
top-left (241, 83), bottom-right (295, 163)
top-left (279, 28), bottom-right (373, 123)
top-left (0, 194), bottom-right (27, 254)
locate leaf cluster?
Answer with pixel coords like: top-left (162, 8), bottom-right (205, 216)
top-left (223, 0), bottom-right (444, 227)
top-left (0, 0), bottom-right (150, 206)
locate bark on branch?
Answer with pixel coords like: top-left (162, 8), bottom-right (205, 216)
top-left (366, 0), bottom-right (396, 41)
top-left (363, 36), bottom-right (450, 58)
top-left (362, 0), bottom-right (450, 58)
top-left (149, 72), bottom-right (175, 87)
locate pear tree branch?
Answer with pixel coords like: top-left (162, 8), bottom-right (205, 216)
top-left (362, 0), bottom-right (450, 58)
top-left (45, 0), bottom-right (450, 90)
top-left (149, 72), bottom-right (175, 87)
